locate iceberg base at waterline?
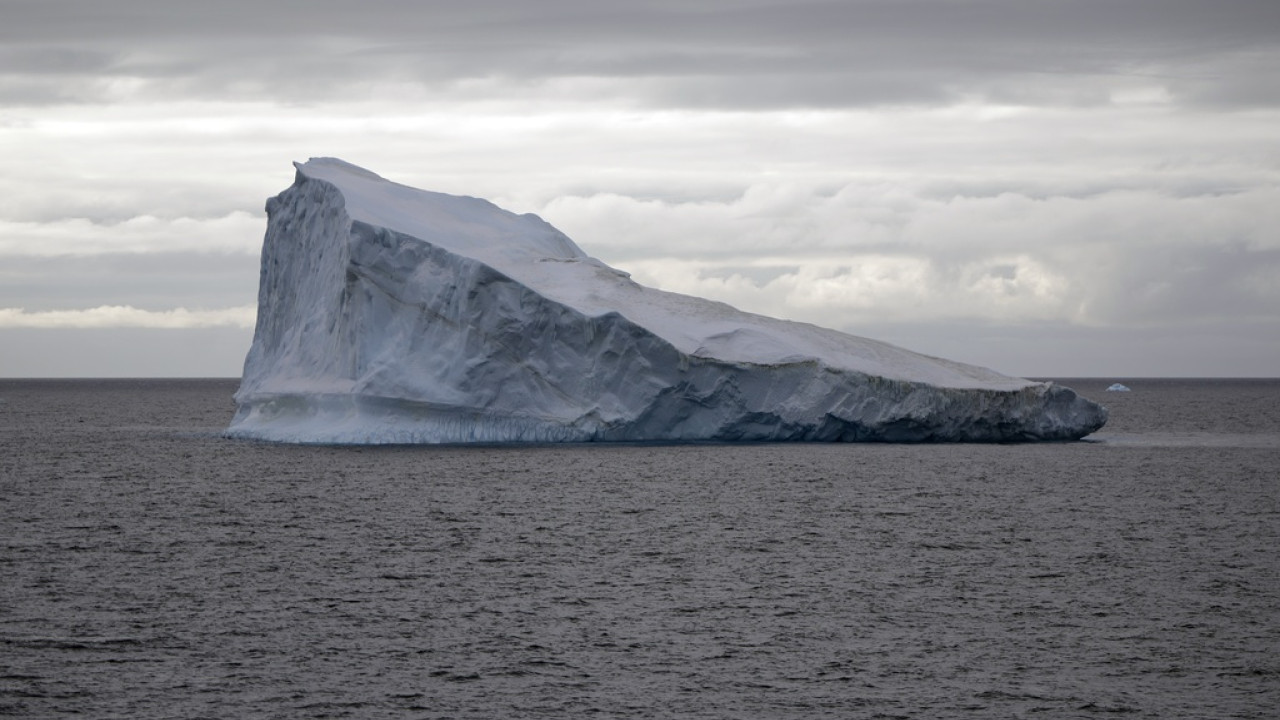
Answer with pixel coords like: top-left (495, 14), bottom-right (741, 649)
top-left (225, 158), bottom-right (1108, 444)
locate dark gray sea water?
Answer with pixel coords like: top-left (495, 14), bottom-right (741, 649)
top-left (2, 378), bottom-right (1278, 719)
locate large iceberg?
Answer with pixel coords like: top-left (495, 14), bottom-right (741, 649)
top-left (226, 158), bottom-right (1107, 443)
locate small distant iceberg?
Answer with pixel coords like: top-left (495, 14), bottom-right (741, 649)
top-left (1106, 383), bottom-right (1131, 392)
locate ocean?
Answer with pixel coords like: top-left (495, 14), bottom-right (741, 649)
top-left (1, 378), bottom-right (1277, 719)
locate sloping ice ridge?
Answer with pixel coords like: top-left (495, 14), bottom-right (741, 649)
top-left (226, 158), bottom-right (1107, 443)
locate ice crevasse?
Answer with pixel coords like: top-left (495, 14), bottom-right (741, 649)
top-left (225, 158), bottom-right (1107, 444)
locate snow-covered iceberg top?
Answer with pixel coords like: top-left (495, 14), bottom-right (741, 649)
top-left (226, 158), bottom-right (1107, 443)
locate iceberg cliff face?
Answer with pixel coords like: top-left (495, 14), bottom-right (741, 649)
top-left (227, 158), bottom-right (1107, 443)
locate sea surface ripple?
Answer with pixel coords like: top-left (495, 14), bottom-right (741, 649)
top-left (1, 378), bottom-right (1277, 718)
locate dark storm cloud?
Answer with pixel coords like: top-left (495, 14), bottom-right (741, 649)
top-left (4, 0), bottom-right (1278, 108)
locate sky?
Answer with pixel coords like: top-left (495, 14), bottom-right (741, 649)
top-left (2, 0), bottom-right (1278, 378)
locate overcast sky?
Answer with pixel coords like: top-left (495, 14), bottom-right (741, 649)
top-left (2, 0), bottom-right (1278, 377)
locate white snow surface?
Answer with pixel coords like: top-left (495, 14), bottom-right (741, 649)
top-left (227, 158), bottom-right (1107, 443)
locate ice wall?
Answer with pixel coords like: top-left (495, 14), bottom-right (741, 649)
top-left (226, 159), bottom-right (1107, 443)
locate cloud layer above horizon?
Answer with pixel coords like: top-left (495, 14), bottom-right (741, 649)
top-left (3, 0), bottom-right (1278, 376)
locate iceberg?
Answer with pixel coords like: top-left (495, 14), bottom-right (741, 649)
top-left (1106, 383), bottom-right (1131, 392)
top-left (226, 158), bottom-right (1107, 444)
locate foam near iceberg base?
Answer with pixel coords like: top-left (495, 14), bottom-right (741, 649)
top-left (226, 158), bottom-right (1107, 444)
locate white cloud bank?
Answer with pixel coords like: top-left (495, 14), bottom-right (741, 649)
top-left (0, 212), bottom-right (264, 257)
top-left (0, 305), bottom-right (255, 329)
top-left (546, 182), bottom-right (1280, 331)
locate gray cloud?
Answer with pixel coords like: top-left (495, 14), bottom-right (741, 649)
top-left (9, 0), bottom-right (1274, 52)
top-left (0, 327), bottom-right (252, 377)
top-left (0, 46), bottom-right (118, 74)
top-left (3, 0), bottom-right (1278, 108)
top-left (3, 0), bottom-right (1279, 376)
top-left (856, 318), bottom-right (1280, 378)
top-left (0, 253), bottom-right (259, 312)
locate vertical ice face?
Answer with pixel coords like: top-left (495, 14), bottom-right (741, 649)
top-left (226, 159), bottom-right (1107, 444)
